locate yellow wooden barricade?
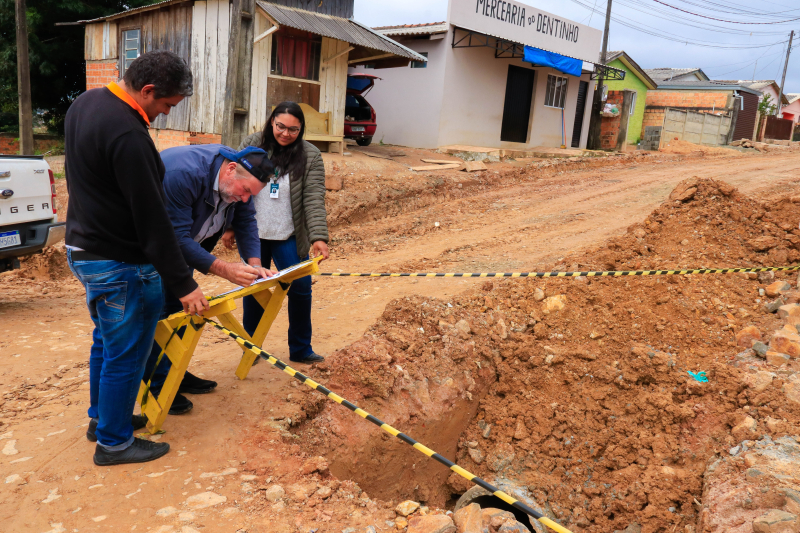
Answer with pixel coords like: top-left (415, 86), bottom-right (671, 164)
top-left (136, 257), bottom-right (320, 434)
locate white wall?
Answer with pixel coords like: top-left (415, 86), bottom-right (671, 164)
top-left (438, 34), bottom-right (592, 148)
top-left (356, 27), bottom-right (595, 150)
top-left (349, 36), bottom-right (447, 148)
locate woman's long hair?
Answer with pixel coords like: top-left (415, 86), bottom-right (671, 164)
top-left (259, 101), bottom-right (306, 181)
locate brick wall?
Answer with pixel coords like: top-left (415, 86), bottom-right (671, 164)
top-left (86, 60), bottom-right (119, 90)
top-left (148, 129), bottom-right (222, 151)
top-left (599, 91), bottom-right (625, 150)
top-left (642, 90), bottom-right (731, 140)
top-left (0, 133), bottom-right (63, 155)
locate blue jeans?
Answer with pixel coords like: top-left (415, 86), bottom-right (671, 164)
top-left (67, 250), bottom-right (163, 450)
top-left (243, 236), bottom-right (313, 360)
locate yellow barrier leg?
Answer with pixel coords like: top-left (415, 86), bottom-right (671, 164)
top-left (233, 283), bottom-right (290, 380)
top-left (216, 312), bottom-right (258, 379)
top-left (148, 320), bottom-right (205, 432)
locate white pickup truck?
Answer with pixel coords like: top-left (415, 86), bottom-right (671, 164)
top-left (0, 155), bottom-right (65, 272)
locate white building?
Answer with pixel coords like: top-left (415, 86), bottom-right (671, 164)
top-left (352, 0), bottom-right (610, 150)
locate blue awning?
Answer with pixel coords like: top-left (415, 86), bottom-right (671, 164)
top-left (523, 46), bottom-right (582, 77)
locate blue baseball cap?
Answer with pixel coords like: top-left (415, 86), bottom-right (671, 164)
top-left (219, 146), bottom-right (273, 183)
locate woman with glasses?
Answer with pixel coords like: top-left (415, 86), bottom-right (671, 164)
top-left (226, 101), bottom-right (329, 364)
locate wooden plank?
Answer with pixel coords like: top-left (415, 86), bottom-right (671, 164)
top-left (247, 12), bottom-right (264, 135)
top-left (253, 25), bottom-right (277, 44)
top-left (347, 52), bottom-right (393, 65)
top-left (323, 45), bottom-right (353, 64)
top-left (107, 21), bottom-right (118, 58)
top-left (330, 40), bottom-right (348, 137)
top-left (410, 164), bottom-right (462, 171)
top-left (188, 1), bottom-right (207, 132)
top-left (421, 159), bottom-right (463, 164)
top-left (222, 0), bottom-right (243, 146)
top-left (165, 5), bottom-right (192, 132)
top-left (203, 0), bottom-right (219, 133)
top-left (214, 0), bottom-right (231, 135)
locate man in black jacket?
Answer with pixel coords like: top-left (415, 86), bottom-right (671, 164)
top-left (65, 50), bottom-right (208, 466)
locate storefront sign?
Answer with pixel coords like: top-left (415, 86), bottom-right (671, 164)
top-left (448, 0), bottom-right (602, 63)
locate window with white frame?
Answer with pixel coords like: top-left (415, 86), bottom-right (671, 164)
top-left (121, 29), bottom-right (141, 75)
top-left (545, 74), bottom-right (568, 109)
top-left (629, 91), bottom-right (637, 114)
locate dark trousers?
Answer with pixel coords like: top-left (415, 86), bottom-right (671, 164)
top-left (242, 236), bottom-right (313, 360)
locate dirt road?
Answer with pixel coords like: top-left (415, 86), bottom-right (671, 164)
top-left (2, 149), bottom-right (800, 532)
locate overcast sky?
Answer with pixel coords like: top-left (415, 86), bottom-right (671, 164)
top-left (354, 0), bottom-right (800, 94)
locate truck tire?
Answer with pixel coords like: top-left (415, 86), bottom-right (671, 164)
top-left (356, 137), bottom-right (373, 147)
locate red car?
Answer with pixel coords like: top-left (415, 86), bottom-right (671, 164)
top-left (344, 73), bottom-right (380, 146)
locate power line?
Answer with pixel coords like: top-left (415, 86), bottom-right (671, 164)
top-left (569, 0), bottom-right (792, 49)
top-left (671, 0), bottom-right (800, 18)
top-left (650, 0), bottom-right (800, 24)
top-left (623, 0), bottom-right (793, 36)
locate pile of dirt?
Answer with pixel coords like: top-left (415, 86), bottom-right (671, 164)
top-left (660, 139), bottom-right (741, 157)
top-left (282, 177), bottom-right (800, 532)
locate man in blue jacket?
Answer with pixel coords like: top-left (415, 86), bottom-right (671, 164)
top-left (142, 145), bottom-right (277, 414)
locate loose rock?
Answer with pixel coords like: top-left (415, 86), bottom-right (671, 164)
top-left (453, 503), bottom-right (482, 533)
top-left (753, 509), bottom-right (798, 533)
top-left (766, 281), bottom-right (792, 298)
top-left (735, 326), bottom-right (762, 347)
top-left (396, 500), bottom-right (421, 517)
top-left (407, 515), bottom-right (456, 533)
top-left (185, 491), bottom-right (227, 510)
top-left (264, 484), bottom-right (285, 502)
top-left (731, 416), bottom-right (758, 441)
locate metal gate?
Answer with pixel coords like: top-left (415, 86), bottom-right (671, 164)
top-left (500, 65), bottom-right (535, 143)
top-left (765, 115), bottom-right (794, 140)
top-left (571, 80), bottom-right (589, 148)
top-left (733, 91), bottom-right (758, 141)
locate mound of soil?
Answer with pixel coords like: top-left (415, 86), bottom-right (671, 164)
top-left (287, 178), bottom-right (800, 533)
top-left (660, 139), bottom-right (741, 157)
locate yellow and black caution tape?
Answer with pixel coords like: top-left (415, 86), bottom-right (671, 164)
top-left (317, 265), bottom-right (800, 278)
top-left (203, 318), bottom-right (571, 533)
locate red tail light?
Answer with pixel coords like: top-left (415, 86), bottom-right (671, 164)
top-left (48, 169), bottom-right (57, 214)
top-left (371, 107), bottom-right (376, 123)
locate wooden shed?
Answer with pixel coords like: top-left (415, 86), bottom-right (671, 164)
top-left (77, 0), bottom-right (425, 151)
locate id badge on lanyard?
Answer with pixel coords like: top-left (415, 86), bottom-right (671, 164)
top-left (270, 170), bottom-right (279, 199)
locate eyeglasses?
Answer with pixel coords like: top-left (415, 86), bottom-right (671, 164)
top-left (274, 121), bottom-right (300, 136)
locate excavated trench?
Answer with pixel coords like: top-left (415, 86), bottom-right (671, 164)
top-left (289, 178), bottom-right (800, 532)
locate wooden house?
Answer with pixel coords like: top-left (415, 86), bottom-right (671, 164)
top-left (76, 0), bottom-right (425, 151)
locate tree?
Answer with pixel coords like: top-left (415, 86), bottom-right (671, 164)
top-left (758, 93), bottom-right (777, 117)
top-left (0, 1), bottom-right (157, 134)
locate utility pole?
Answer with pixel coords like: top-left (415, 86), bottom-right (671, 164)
top-left (15, 0), bottom-right (34, 155)
top-left (587, 0), bottom-right (613, 150)
top-left (777, 30), bottom-right (794, 118)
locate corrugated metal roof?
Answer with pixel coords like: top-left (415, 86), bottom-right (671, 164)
top-left (645, 68), bottom-right (709, 81)
top-left (76, 0), bottom-right (185, 23)
top-left (373, 22), bottom-right (448, 37)
top-left (714, 80), bottom-right (789, 104)
top-left (787, 94), bottom-right (800, 104)
top-left (256, 2), bottom-right (426, 61)
top-left (654, 80), bottom-right (763, 96)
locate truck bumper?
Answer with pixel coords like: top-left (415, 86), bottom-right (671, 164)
top-left (0, 221), bottom-right (66, 260)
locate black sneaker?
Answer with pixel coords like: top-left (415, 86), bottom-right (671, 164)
top-left (289, 353), bottom-right (325, 364)
top-left (178, 371), bottom-right (218, 394)
top-left (168, 392), bottom-right (194, 415)
top-left (87, 415), bottom-right (149, 443)
top-left (93, 438), bottom-right (170, 466)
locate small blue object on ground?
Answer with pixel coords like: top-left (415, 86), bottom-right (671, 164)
top-left (687, 371), bottom-right (708, 383)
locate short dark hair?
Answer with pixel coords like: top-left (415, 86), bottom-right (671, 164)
top-left (123, 50), bottom-right (193, 99)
